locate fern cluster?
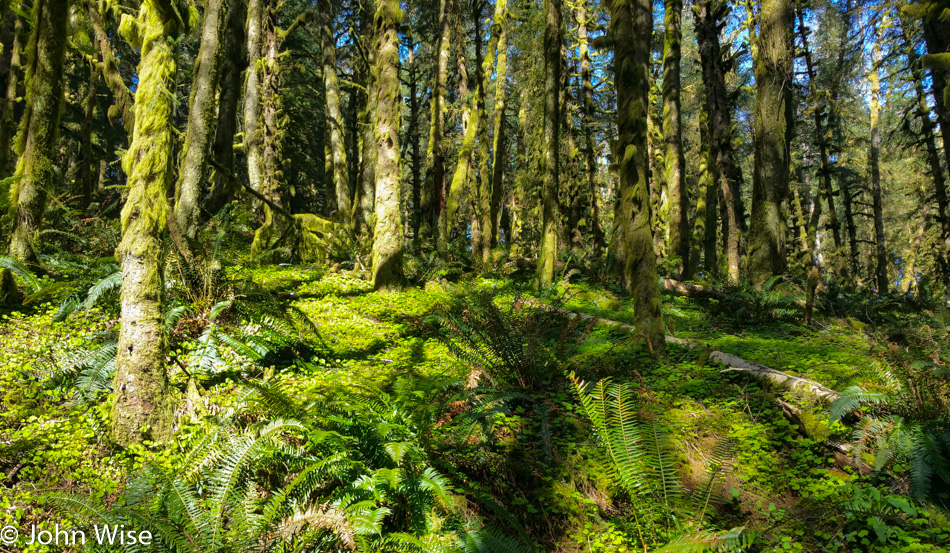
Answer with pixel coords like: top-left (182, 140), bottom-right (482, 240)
top-left (829, 355), bottom-right (950, 509)
top-left (47, 382), bottom-right (535, 553)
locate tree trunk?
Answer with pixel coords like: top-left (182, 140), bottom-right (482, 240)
top-left (536, 0), bottom-right (561, 288)
top-left (371, 0), bottom-right (405, 289)
top-left (662, 0), bottom-right (689, 278)
top-left (797, 8), bottom-right (842, 263)
top-left (0, 2), bottom-right (24, 177)
top-left (205, 0), bottom-right (247, 215)
top-left (251, 7), bottom-right (283, 257)
top-left (113, 0), bottom-right (188, 445)
top-left (489, 0), bottom-right (509, 250)
top-left (869, 39), bottom-right (887, 294)
top-left (320, 0), bottom-right (350, 225)
top-left (748, 0), bottom-right (793, 285)
top-left (693, 0), bottom-right (743, 282)
top-left (355, 0), bottom-right (376, 239)
top-left (407, 30), bottom-right (421, 241)
top-left (577, 0), bottom-right (603, 258)
top-left (7, 0), bottom-right (67, 265)
top-left (441, 15), bottom-right (473, 256)
top-left (244, 0), bottom-right (265, 196)
top-left (78, 65), bottom-right (99, 213)
top-left (419, 0), bottom-right (451, 247)
top-left (85, 0), bottom-right (134, 135)
top-left (922, 10), bottom-right (950, 179)
top-left (689, 107), bottom-right (718, 277)
top-left (607, 0), bottom-right (665, 354)
top-left (902, 13), bottom-right (950, 287)
top-left (175, 0), bottom-right (229, 242)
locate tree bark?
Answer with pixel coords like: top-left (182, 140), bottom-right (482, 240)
top-left (693, 0), bottom-right (743, 282)
top-left (244, 0), bottom-right (265, 196)
top-left (205, 0), bottom-right (247, 215)
top-left (7, 0), bottom-right (67, 265)
top-left (869, 38), bottom-right (887, 294)
top-left (0, 2), bottom-right (24, 177)
top-left (689, 107), bottom-right (718, 277)
top-left (419, 0), bottom-right (451, 247)
top-left (748, 0), bottom-right (793, 285)
top-left (797, 8), bottom-right (842, 262)
top-left (175, 0), bottom-right (230, 242)
top-left (113, 0), bottom-right (188, 445)
top-left (577, 0), bottom-right (603, 258)
top-left (320, 0), bottom-right (350, 225)
top-left (371, 0), bottom-right (405, 289)
top-left (901, 13), bottom-right (950, 287)
top-left (78, 64), bottom-right (99, 213)
top-left (84, 0), bottom-right (134, 135)
top-left (489, 0), bottom-right (509, 250)
top-left (662, 0), bottom-right (689, 278)
top-left (355, 0), bottom-right (376, 239)
top-left (607, 0), bottom-right (665, 355)
top-left (536, 0), bottom-right (562, 288)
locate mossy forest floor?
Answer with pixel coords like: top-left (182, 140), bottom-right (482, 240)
top-left (1, 264), bottom-right (947, 552)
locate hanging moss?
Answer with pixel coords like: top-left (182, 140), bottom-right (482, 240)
top-left (371, 0), bottom-right (406, 290)
top-left (7, 0), bottom-right (68, 265)
top-left (112, 0), bottom-right (191, 446)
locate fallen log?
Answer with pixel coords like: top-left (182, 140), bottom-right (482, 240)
top-left (536, 304), bottom-right (863, 464)
top-left (661, 278), bottom-right (717, 297)
top-left (711, 351), bottom-right (840, 403)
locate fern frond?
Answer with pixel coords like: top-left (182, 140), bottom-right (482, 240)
top-left (0, 255), bottom-right (41, 291)
top-left (829, 386), bottom-right (890, 421)
top-left (83, 270), bottom-right (122, 311)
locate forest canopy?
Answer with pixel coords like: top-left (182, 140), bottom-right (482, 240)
top-left (0, 0), bottom-right (949, 550)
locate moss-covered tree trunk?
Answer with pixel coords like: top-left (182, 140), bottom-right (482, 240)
top-left (85, 0), bottom-right (135, 135)
top-left (406, 31), bottom-right (421, 241)
top-left (371, 0), bottom-right (405, 289)
top-left (489, 0), bottom-right (508, 250)
top-left (693, 0), bottom-right (743, 282)
top-left (419, 0), bottom-right (451, 247)
top-left (869, 40), bottom-right (887, 294)
top-left (78, 65), bottom-right (99, 213)
top-left (0, 4), bottom-right (25, 177)
top-left (7, 0), bottom-right (67, 265)
top-left (689, 107), bottom-right (717, 277)
top-left (536, 0), bottom-right (561, 288)
top-left (797, 8), bottom-right (841, 264)
top-left (662, 0), bottom-right (689, 278)
top-left (244, 0), bottom-right (265, 196)
top-left (113, 0), bottom-right (190, 446)
top-left (251, 7), bottom-right (283, 256)
top-left (320, 0), bottom-right (350, 225)
top-left (902, 12), bottom-right (950, 285)
top-left (921, 7), bottom-right (950, 177)
top-left (205, 0), bottom-right (247, 214)
top-left (174, 0), bottom-right (229, 242)
top-left (440, 17), bottom-right (473, 255)
top-left (607, 0), bottom-right (665, 354)
top-left (747, 0), bottom-right (793, 285)
top-left (355, 0), bottom-right (376, 239)
top-left (577, 0), bottom-right (603, 258)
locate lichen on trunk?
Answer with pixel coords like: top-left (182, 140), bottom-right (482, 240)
top-left (7, 0), bottom-right (68, 265)
top-left (748, 0), bottom-right (793, 285)
top-left (370, 0), bottom-right (406, 290)
top-left (174, 0), bottom-right (230, 242)
top-left (607, 0), bottom-right (666, 355)
top-left (112, 0), bottom-right (192, 445)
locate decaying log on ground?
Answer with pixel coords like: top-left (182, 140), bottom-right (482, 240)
top-left (711, 351), bottom-right (840, 403)
top-left (661, 278), bottom-right (716, 297)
